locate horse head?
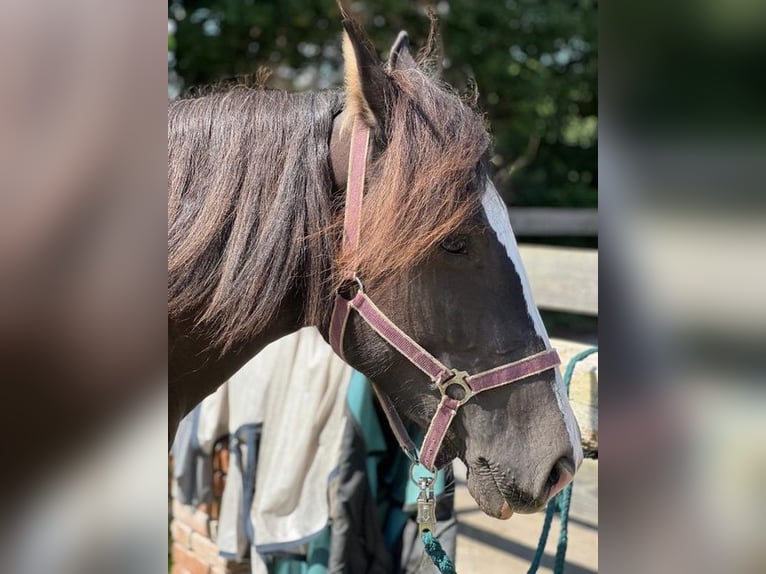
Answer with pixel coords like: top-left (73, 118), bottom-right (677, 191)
top-left (325, 9), bottom-right (582, 519)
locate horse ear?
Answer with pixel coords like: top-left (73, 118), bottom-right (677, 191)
top-left (340, 7), bottom-right (391, 128)
top-left (388, 31), bottom-right (417, 71)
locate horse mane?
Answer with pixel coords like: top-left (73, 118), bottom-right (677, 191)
top-left (168, 60), bottom-right (490, 353)
top-left (168, 87), bottom-right (343, 350)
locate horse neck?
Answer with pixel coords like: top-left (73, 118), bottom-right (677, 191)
top-left (168, 306), bottom-right (300, 436)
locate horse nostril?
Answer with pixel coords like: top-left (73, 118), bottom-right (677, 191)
top-left (547, 456), bottom-right (575, 500)
top-left (547, 465), bottom-right (560, 489)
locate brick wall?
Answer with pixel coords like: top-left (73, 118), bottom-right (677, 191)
top-left (170, 437), bottom-right (250, 574)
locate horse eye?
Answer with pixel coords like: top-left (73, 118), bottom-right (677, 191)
top-left (440, 235), bottom-right (467, 254)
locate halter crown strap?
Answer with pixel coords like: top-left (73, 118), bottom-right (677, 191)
top-left (329, 120), bottom-right (370, 359)
top-left (330, 118), bottom-right (561, 471)
top-left (341, 119), bottom-right (370, 256)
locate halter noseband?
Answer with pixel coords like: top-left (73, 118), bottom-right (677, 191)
top-left (329, 118), bottom-right (561, 471)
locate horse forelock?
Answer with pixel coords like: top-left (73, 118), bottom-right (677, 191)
top-left (338, 65), bottom-right (491, 288)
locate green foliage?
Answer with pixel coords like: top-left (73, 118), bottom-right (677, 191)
top-left (168, 0), bottom-right (597, 208)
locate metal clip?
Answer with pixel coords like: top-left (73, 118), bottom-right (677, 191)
top-left (416, 477), bottom-right (436, 535)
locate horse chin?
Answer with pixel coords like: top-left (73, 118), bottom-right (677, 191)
top-left (465, 464), bottom-right (514, 520)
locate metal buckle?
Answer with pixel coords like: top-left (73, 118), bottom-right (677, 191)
top-left (336, 275), bottom-right (364, 301)
top-left (437, 369), bottom-right (473, 405)
top-left (416, 476), bottom-right (437, 534)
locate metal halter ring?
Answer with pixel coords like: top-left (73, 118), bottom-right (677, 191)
top-left (409, 461), bottom-right (437, 487)
top-left (337, 275), bottom-right (365, 301)
top-left (437, 369), bottom-right (474, 406)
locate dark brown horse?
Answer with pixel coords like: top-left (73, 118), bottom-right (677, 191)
top-left (168, 12), bottom-right (581, 519)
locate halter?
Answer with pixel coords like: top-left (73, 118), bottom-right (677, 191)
top-left (329, 118), bottom-right (561, 471)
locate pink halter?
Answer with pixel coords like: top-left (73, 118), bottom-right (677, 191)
top-left (329, 119), bottom-right (561, 471)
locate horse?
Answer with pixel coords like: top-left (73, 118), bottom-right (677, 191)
top-left (168, 9), bottom-right (582, 520)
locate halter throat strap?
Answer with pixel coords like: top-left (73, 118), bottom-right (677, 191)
top-left (329, 119), bottom-right (561, 471)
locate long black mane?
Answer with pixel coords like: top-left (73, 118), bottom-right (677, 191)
top-left (168, 87), bottom-right (343, 351)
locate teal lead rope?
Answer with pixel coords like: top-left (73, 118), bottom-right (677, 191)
top-left (421, 347), bottom-right (598, 574)
top-left (422, 530), bottom-right (457, 574)
top-left (528, 347), bottom-right (598, 574)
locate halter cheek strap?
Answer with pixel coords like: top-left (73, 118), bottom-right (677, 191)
top-left (330, 119), bottom-right (561, 472)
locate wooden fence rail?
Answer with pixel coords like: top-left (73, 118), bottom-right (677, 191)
top-left (519, 244), bottom-right (598, 316)
top-left (508, 208), bottom-right (598, 236)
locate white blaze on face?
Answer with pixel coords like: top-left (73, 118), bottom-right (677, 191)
top-left (481, 180), bottom-right (583, 468)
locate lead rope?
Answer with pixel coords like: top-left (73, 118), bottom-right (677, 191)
top-left (419, 347), bottom-right (598, 574)
top-left (528, 347), bottom-right (598, 574)
top-left (422, 531), bottom-right (457, 574)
